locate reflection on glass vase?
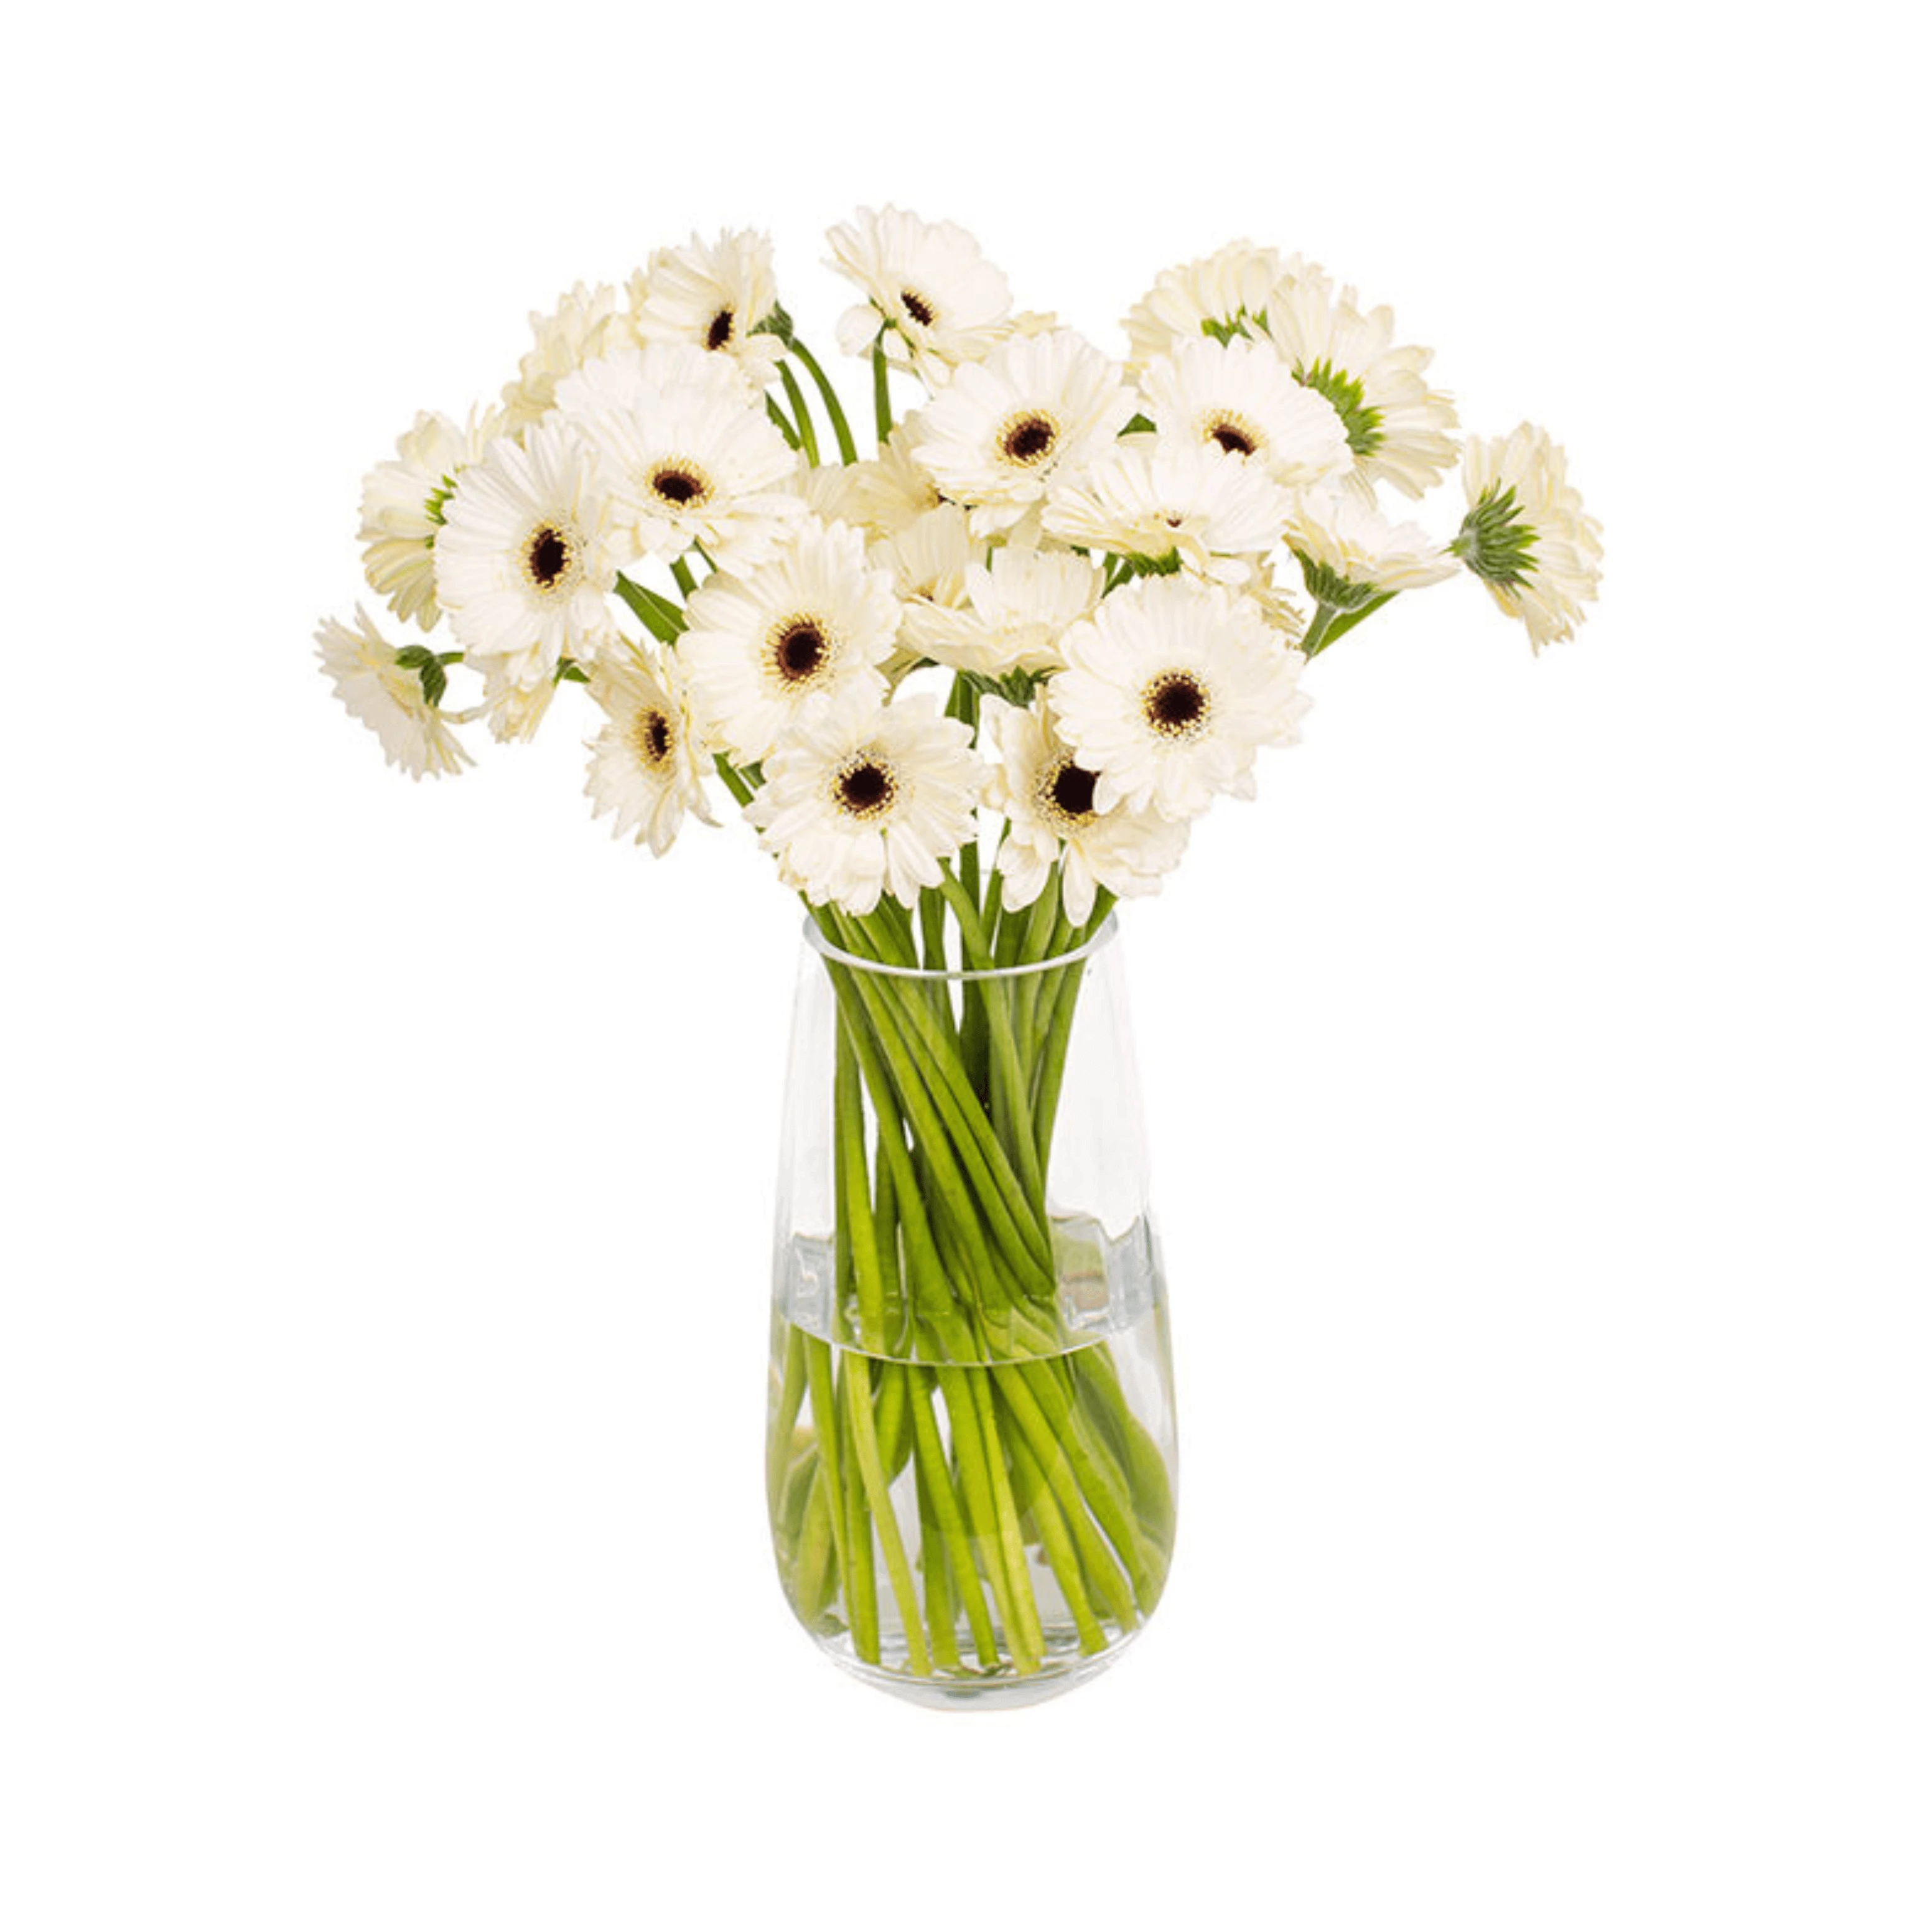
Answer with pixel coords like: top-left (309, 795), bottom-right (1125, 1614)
top-left (765, 912), bottom-right (1178, 1709)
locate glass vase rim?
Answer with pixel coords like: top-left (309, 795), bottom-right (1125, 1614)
top-left (801, 910), bottom-right (1120, 983)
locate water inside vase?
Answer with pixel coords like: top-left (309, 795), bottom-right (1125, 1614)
top-left (766, 1221), bottom-right (1177, 1704)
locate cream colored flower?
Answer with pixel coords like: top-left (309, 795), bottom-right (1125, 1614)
top-left (432, 416), bottom-right (619, 692)
top-left (584, 643), bottom-right (716, 854)
top-left (1286, 489), bottom-right (1457, 607)
top-left (912, 329), bottom-right (1135, 534)
top-left (628, 228), bottom-right (785, 388)
top-left (1258, 280), bottom-right (1459, 500)
top-left (500, 282), bottom-right (642, 433)
top-left (979, 695), bottom-right (1188, 922)
top-left (1121, 241), bottom-right (1326, 377)
top-left (358, 406), bottom-right (505, 630)
top-left (747, 683), bottom-right (984, 916)
top-left (901, 543), bottom-right (1102, 678)
top-left (827, 205), bottom-right (1014, 382)
top-left (678, 518), bottom-right (899, 765)
top-left (1139, 336), bottom-right (1351, 492)
top-left (1452, 424), bottom-right (1603, 651)
top-left (315, 607), bottom-right (471, 780)
top-left (1048, 575), bottom-right (1309, 821)
top-left (1044, 434), bottom-right (1295, 576)
top-left (845, 422), bottom-right (945, 537)
top-left (556, 343), bottom-right (803, 568)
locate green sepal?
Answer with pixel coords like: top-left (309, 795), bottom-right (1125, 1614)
top-left (752, 302), bottom-right (796, 346)
top-left (1119, 413), bottom-right (1157, 437)
top-left (1200, 308), bottom-right (1266, 346)
top-left (1119, 548), bottom-right (1183, 580)
top-left (393, 643), bottom-right (447, 707)
top-left (1294, 553), bottom-right (1383, 613)
top-left (554, 659), bottom-right (590, 686)
top-left (1294, 357), bottom-right (1383, 457)
top-left (1450, 483), bottom-right (1539, 590)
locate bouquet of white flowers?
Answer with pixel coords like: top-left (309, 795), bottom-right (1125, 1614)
top-left (319, 209), bottom-right (1601, 1706)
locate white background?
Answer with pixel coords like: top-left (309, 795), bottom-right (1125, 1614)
top-left (5, 3), bottom-right (1927, 1926)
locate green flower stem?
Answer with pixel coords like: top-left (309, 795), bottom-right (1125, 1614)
top-left (834, 1020), bottom-right (889, 1353)
top-left (872, 340), bottom-right (894, 447)
top-left (908, 1371), bottom-right (1001, 1668)
top-left (1001, 1424), bottom-right (1108, 1656)
top-left (945, 1364), bottom-right (1044, 1674)
top-left (1074, 1345), bottom-right (1177, 1550)
top-left (843, 1360), bottom-right (930, 1675)
top-left (1310, 589), bottom-right (1396, 653)
top-left (765, 393), bottom-right (803, 452)
top-left (1011, 1356), bottom-right (1157, 1613)
top-left (791, 1461), bottom-right (838, 1623)
top-left (833, 954), bottom-right (1055, 1297)
top-left (838, 1360), bottom-right (881, 1664)
top-left (777, 361), bottom-right (821, 469)
top-left (614, 572), bottom-right (686, 645)
top-left (913, 1450), bottom-right (962, 1672)
top-left (786, 338), bottom-right (859, 467)
top-left (768, 1320), bottom-right (809, 1513)
top-left (804, 1337), bottom-right (852, 1625)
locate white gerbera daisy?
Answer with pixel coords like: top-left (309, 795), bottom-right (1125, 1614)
top-left (358, 406), bottom-right (505, 630)
top-left (1121, 241), bottom-right (1326, 377)
top-left (749, 683), bottom-right (984, 915)
top-left (629, 228), bottom-right (785, 389)
top-left (1048, 575), bottom-right (1310, 820)
top-left (1286, 488), bottom-right (1458, 609)
top-left (912, 329), bottom-right (1136, 534)
top-left (902, 543), bottom-right (1102, 678)
top-left (556, 343), bottom-right (802, 568)
top-left (1452, 424), bottom-right (1603, 652)
top-left (500, 282), bottom-right (642, 433)
top-left (1139, 336), bottom-right (1351, 492)
top-left (826, 206), bottom-right (1014, 382)
top-left (432, 414), bottom-right (619, 692)
top-left (315, 607), bottom-right (471, 780)
top-left (679, 519), bottom-right (899, 765)
top-left (1043, 434), bottom-right (1295, 576)
top-left (475, 657), bottom-right (561, 745)
top-left (980, 695), bottom-right (1188, 923)
top-left (1258, 280), bottom-right (1459, 500)
top-left (872, 500), bottom-right (974, 609)
top-left (584, 644), bottom-right (717, 854)
top-left (845, 422), bottom-right (945, 538)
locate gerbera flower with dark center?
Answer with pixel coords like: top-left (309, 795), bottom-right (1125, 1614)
top-left (746, 681), bottom-right (984, 916)
top-left (826, 205), bottom-right (1015, 382)
top-left (679, 519), bottom-right (900, 765)
top-left (979, 696), bottom-right (1188, 922)
top-left (583, 644), bottom-right (717, 855)
top-left (432, 416), bottom-right (618, 693)
top-left (556, 343), bottom-right (803, 569)
top-left (1048, 574), bottom-right (1310, 821)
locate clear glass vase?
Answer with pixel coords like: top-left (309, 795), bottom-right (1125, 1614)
top-left (765, 912), bottom-right (1178, 1709)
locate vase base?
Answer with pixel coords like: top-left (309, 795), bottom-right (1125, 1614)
top-left (824, 1630), bottom-right (1141, 1712)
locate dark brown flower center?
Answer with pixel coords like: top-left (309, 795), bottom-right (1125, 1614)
top-left (1049, 760), bottom-right (1099, 823)
top-left (1143, 671), bottom-right (1210, 737)
top-left (651, 465), bottom-right (710, 507)
top-left (773, 619), bottom-right (829, 682)
top-left (900, 287), bottom-right (936, 328)
top-left (836, 757), bottom-right (896, 818)
top-left (633, 708), bottom-right (673, 767)
top-left (1001, 413), bottom-right (1058, 465)
top-left (1208, 418), bottom-right (1258, 457)
top-left (525, 523), bottom-right (571, 590)
top-left (706, 307), bottom-right (735, 350)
